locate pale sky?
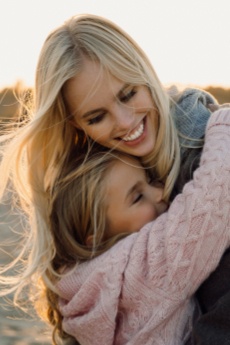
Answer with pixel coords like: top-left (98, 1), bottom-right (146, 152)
top-left (1, 0), bottom-right (230, 89)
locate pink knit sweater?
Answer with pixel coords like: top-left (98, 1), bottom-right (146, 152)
top-left (57, 109), bottom-right (230, 345)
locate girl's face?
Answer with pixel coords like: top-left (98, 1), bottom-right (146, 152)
top-left (104, 156), bottom-right (168, 237)
top-left (64, 58), bottom-right (159, 157)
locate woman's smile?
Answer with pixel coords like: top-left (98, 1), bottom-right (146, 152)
top-left (121, 118), bottom-right (145, 142)
top-left (64, 58), bottom-right (159, 157)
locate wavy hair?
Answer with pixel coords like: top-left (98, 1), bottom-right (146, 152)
top-left (0, 13), bottom-right (180, 344)
top-left (40, 151), bottom-right (134, 344)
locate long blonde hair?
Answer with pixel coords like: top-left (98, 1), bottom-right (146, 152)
top-left (48, 151), bottom-right (139, 344)
top-left (50, 150), bottom-right (131, 268)
top-left (0, 13), bottom-right (180, 344)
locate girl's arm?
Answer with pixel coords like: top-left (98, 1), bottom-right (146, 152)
top-left (57, 109), bottom-right (230, 345)
top-left (127, 108), bottom-right (230, 299)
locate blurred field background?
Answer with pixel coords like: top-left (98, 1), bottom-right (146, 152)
top-left (0, 83), bottom-right (230, 344)
top-left (1, 82), bottom-right (230, 125)
top-left (0, 200), bottom-right (52, 345)
top-left (0, 83), bottom-right (53, 344)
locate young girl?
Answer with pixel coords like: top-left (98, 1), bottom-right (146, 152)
top-left (49, 108), bottom-right (230, 345)
top-left (0, 13), bottom-right (229, 344)
top-left (50, 151), bottom-right (168, 265)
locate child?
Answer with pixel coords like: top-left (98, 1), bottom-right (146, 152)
top-left (49, 151), bottom-right (167, 267)
top-left (47, 109), bottom-right (230, 345)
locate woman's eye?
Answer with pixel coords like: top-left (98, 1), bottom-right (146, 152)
top-left (88, 113), bottom-right (105, 125)
top-left (133, 193), bottom-right (143, 204)
top-left (120, 88), bottom-right (136, 103)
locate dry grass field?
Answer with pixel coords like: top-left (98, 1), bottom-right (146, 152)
top-left (0, 83), bottom-right (230, 125)
top-left (0, 202), bottom-right (52, 344)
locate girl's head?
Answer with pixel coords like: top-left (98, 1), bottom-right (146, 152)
top-left (34, 13), bottom-right (179, 200)
top-left (49, 151), bottom-right (167, 269)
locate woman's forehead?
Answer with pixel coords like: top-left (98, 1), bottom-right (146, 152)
top-left (63, 59), bottom-right (125, 114)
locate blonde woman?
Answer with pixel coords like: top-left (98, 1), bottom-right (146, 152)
top-left (0, 14), bottom-right (228, 344)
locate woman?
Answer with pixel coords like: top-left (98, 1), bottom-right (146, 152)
top-left (0, 13), bottom-right (227, 344)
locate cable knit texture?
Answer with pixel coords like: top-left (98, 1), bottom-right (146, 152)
top-left (57, 109), bottom-right (230, 345)
top-left (171, 87), bottom-right (217, 152)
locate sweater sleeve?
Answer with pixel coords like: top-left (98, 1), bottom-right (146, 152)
top-left (57, 109), bottom-right (230, 345)
top-left (127, 108), bottom-right (230, 300)
top-left (172, 88), bottom-right (218, 151)
top-left (171, 88), bottom-right (218, 198)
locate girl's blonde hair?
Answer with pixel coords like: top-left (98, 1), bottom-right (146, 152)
top-left (0, 13), bottom-right (180, 344)
top-left (48, 150), bottom-right (134, 343)
top-left (50, 150), bottom-right (131, 268)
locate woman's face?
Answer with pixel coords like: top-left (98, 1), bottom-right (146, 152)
top-left (64, 58), bottom-right (159, 157)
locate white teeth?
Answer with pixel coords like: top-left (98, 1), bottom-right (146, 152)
top-left (122, 122), bottom-right (144, 142)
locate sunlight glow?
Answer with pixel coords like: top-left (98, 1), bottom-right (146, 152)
top-left (1, 0), bottom-right (230, 89)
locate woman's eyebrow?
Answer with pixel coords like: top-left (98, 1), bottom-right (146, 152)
top-left (117, 83), bottom-right (130, 97)
top-left (82, 108), bottom-right (105, 119)
top-left (81, 83), bottom-right (130, 119)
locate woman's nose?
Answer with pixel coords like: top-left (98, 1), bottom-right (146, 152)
top-left (113, 105), bottom-right (134, 130)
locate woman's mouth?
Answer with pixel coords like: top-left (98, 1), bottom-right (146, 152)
top-left (122, 119), bottom-right (145, 142)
